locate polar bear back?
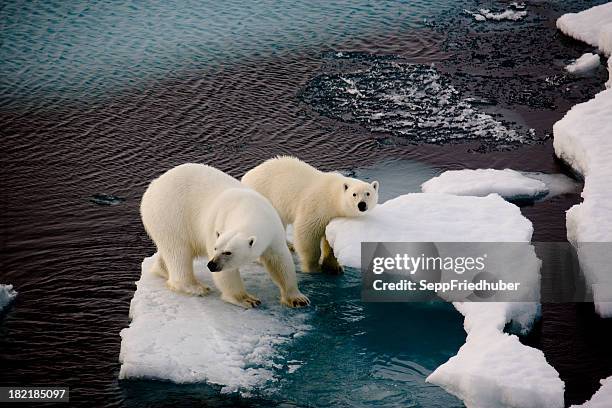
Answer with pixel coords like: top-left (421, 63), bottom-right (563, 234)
top-left (242, 156), bottom-right (341, 224)
top-left (141, 163), bottom-right (243, 243)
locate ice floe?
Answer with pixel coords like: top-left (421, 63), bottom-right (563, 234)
top-left (119, 256), bottom-right (310, 393)
top-left (570, 376), bottom-right (612, 407)
top-left (421, 169), bottom-right (549, 201)
top-left (0, 284), bottom-right (17, 311)
top-left (554, 88), bottom-right (612, 317)
top-left (565, 53), bottom-right (601, 75)
top-left (326, 193), bottom-right (564, 408)
top-left (557, 3), bottom-right (612, 56)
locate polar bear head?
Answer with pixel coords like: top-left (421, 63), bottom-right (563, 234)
top-left (207, 231), bottom-right (258, 272)
top-left (340, 178), bottom-right (379, 217)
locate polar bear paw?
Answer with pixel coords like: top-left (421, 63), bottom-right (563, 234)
top-left (223, 292), bottom-right (262, 308)
top-left (282, 291), bottom-right (310, 308)
top-left (166, 280), bottom-right (211, 296)
top-left (321, 258), bottom-right (344, 275)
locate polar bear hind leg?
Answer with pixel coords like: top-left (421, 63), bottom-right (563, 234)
top-left (211, 269), bottom-right (261, 308)
top-left (163, 248), bottom-right (211, 296)
top-left (150, 254), bottom-right (169, 278)
top-left (293, 216), bottom-right (323, 273)
top-left (320, 237), bottom-right (343, 275)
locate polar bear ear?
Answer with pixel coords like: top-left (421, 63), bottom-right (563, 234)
top-left (248, 236), bottom-right (256, 248)
top-left (371, 181), bottom-right (379, 191)
top-left (343, 183), bottom-right (349, 191)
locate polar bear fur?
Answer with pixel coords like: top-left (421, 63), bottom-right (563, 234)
top-left (140, 163), bottom-right (309, 308)
top-left (242, 156), bottom-right (379, 274)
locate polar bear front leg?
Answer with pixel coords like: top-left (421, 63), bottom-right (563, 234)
top-left (293, 216), bottom-right (323, 273)
top-left (261, 246), bottom-right (310, 308)
top-left (320, 237), bottom-right (344, 275)
top-left (211, 269), bottom-right (261, 308)
top-left (163, 249), bottom-right (211, 296)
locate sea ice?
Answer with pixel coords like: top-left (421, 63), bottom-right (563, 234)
top-left (0, 284), bottom-right (17, 311)
top-left (465, 8), bottom-right (527, 22)
top-left (557, 3), bottom-right (612, 56)
top-left (326, 193), bottom-right (564, 408)
top-left (119, 256), bottom-right (310, 393)
top-left (565, 53), bottom-right (601, 75)
top-left (300, 53), bottom-right (538, 148)
top-left (421, 169), bottom-right (549, 201)
top-left (553, 88), bottom-right (612, 317)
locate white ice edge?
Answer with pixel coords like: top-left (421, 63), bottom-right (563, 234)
top-left (421, 169), bottom-right (549, 200)
top-left (553, 88), bottom-right (612, 317)
top-left (119, 257), bottom-right (310, 394)
top-left (570, 375), bottom-right (612, 407)
top-left (0, 284), bottom-right (17, 311)
top-left (326, 193), bottom-right (564, 408)
top-left (421, 168), bottom-right (578, 201)
top-left (565, 53), bottom-right (601, 75)
top-left (557, 3), bottom-right (612, 56)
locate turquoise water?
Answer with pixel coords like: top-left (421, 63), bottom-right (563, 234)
top-left (0, 0), bottom-right (464, 104)
top-left (118, 266), bottom-right (466, 408)
top-left (272, 269), bottom-right (465, 407)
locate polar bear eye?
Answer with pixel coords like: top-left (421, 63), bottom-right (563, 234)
top-left (222, 251), bottom-right (232, 256)
top-left (352, 193), bottom-right (357, 197)
top-left (366, 192), bottom-right (370, 196)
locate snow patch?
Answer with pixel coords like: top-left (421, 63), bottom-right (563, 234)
top-left (119, 256), bottom-right (310, 393)
top-left (553, 88), bottom-right (612, 317)
top-left (421, 169), bottom-right (549, 201)
top-left (565, 53), bottom-right (601, 75)
top-left (0, 284), bottom-right (17, 311)
top-left (325, 193), bottom-right (564, 408)
top-left (557, 3), bottom-right (612, 56)
top-left (570, 376), bottom-right (612, 407)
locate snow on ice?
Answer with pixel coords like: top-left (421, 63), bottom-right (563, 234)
top-left (421, 169), bottom-right (549, 201)
top-left (565, 53), bottom-right (601, 75)
top-left (119, 257), bottom-right (310, 393)
top-left (326, 193), bottom-right (564, 408)
top-left (553, 88), bottom-right (612, 317)
top-left (557, 3), bottom-right (612, 56)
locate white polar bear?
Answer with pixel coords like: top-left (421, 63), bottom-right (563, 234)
top-left (242, 156), bottom-right (379, 274)
top-left (140, 163), bottom-right (309, 308)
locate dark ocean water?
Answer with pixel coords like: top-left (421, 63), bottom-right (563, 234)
top-left (1, 0), bottom-right (611, 407)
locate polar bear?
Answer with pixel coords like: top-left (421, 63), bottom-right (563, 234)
top-left (242, 156), bottom-right (379, 274)
top-left (140, 163), bottom-right (309, 308)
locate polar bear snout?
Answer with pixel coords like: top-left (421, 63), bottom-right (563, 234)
top-left (358, 201), bottom-right (367, 212)
top-left (207, 259), bottom-right (220, 272)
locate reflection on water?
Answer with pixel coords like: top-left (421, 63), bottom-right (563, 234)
top-left (0, 0), bottom-right (463, 106)
top-left (345, 159), bottom-right (439, 203)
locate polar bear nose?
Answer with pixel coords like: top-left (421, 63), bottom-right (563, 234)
top-left (358, 201), bottom-right (367, 212)
top-left (207, 260), bottom-right (219, 272)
